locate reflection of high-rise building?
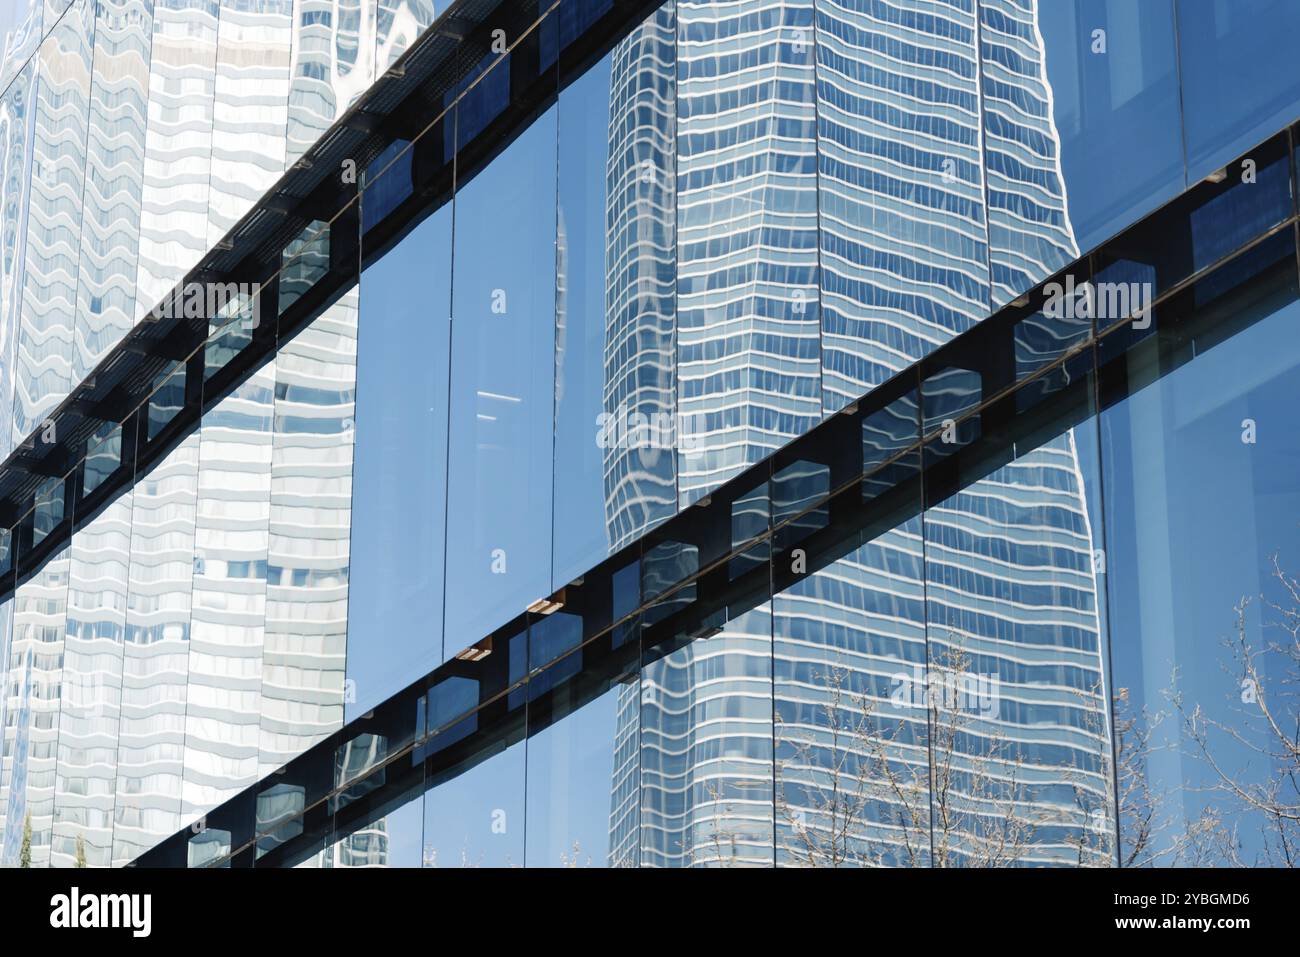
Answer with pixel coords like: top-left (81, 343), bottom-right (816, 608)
top-left (181, 365), bottom-right (276, 820)
top-left (133, 0), bottom-right (221, 327)
top-left (607, 0), bottom-right (1111, 866)
top-left (0, 0), bottom-right (398, 867)
top-left (287, 0), bottom-right (378, 166)
top-left (260, 293), bottom-right (359, 776)
top-left (0, 59), bottom-right (33, 463)
top-left (74, 0), bottom-right (151, 385)
top-left (0, 0), bottom-right (1295, 871)
top-left (0, 549), bottom-right (70, 866)
top-left (50, 495), bottom-right (133, 868)
top-left (112, 432), bottom-right (200, 867)
top-left (12, 0), bottom-right (93, 446)
top-left (920, 432), bottom-right (1112, 865)
top-left (181, 290), bottom-right (359, 815)
top-left (205, 0), bottom-right (294, 247)
top-left (816, 0), bottom-right (988, 408)
top-left (602, 3), bottom-right (677, 551)
top-left (294, 820), bottom-right (391, 867)
top-left (981, 0), bottom-right (1083, 307)
top-left (672, 0), bottom-right (823, 505)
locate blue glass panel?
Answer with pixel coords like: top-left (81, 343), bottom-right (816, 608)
top-left (1013, 0), bottom-right (1184, 257)
top-left (529, 612), bottom-right (582, 673)
top-left (542, 0), bottom-right (614, 72)
top-left (361, 139), bottom-right (413, 235)
top-left (329, 790), bottom-right (424, 867)
top-left (599, 4), bottom-right (678, 550)
top-left (1176, 0), bottom-right (1300, 182)
top-left (981, 0), bottom-right (1078, 306)
top-left (525, 679), bottom-right (634, 867)
top-left (554, 25), bottom-right (680, 588)
top-left (924, 419), bottom-right (1114, 865)
top-left (1186, 146), bottom-right (1292, 273)
top-left (348, 205), bottom-right (452, 718)
top-left (444, 106), bottom-right (558, 649)
top-left (981, 0), bottom-right (1183, 306)
top-left (448, 50), bottom-right (510, 150)
top-left (677, 0), bottom-right (822, 499)
top-left (422, 733), bottom-right (525, 867)
top-left (1101, 242), bottom-right (1300, 866)
top-left (774, 516), bottom-right (930, 866)
top-left (640, 603), bottom-right (774, 867)
top-left (1092, 133), bottom-right (1293, 333)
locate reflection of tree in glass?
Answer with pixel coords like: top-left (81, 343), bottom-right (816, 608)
top-left (682, 779), bottom-right (744, 869)
top-left (421, 839), bottom-right (487, 869)
top-left (770, 550), bottom-right (1300, 870)
top-left (776, 663), bottom-right (922, 867)
top-left (1143, 554), bottom-right (1300, 867)
top-left (19, 811), bottom-right (31, 868)
top-left (1111, 687), bottom-right (1171, 866)
top-left (559, 841), bottom-right (592, 868)
top-left (776, 644), bottom-right (1115, 867)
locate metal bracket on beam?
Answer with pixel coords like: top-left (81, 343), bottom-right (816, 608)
top-left (439, 16), bottom-right (475, 40)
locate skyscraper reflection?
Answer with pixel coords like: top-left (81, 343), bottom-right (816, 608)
top-left (606, 0), bottom-right (1112, 867)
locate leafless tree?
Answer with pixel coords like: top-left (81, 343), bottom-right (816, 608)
top-left (774, 662), bottom-right (912, 867)
top-left (1111, 687), bottom-right (1174, 866)
top-left (774, 643), bottom-right (1102, 867)
top-left (680, 777), bottom-right (756, 868)
top-left (1162, 554), bottom-right (1300, 866)
top-left (666, 554), bottom-right (1300, 869)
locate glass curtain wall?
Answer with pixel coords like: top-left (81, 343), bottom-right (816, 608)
top-left (6, 0), bottom-right (1300, 868)
top-left (0, 0), bottom-right (443, 465)
top-left (142, 109), bottom-right (1300, 867)
top-left (341, 0), bottom-right (1300, 724)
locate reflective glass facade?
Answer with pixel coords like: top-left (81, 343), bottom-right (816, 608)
top-left (0, 0), bottom-right (1298, 868)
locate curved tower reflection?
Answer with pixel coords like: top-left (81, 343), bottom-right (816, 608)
top-left (606, 0), bottom-right (1111, 866)
top-left (601, 2), bottom-right (678, 552)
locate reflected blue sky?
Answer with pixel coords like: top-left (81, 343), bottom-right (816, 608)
top-left (1032, 0), bottom-right (1184, 253)
top-left (1176, 0), bottom-right (1300, 182)
top-left (1102, 294), bottom-right (1300, 865)
top-left (423, 738), bottom-right (525, 868)
top-left (444, 103), bottom-right (559, 646)
top-left (525, 684), bottom-right (626, 867)
top-left (349, 209), bottom-right (452, 720)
